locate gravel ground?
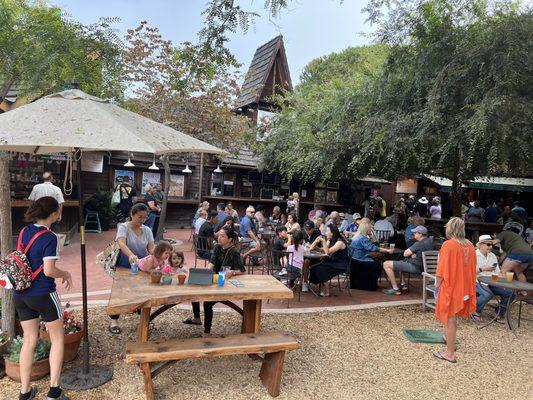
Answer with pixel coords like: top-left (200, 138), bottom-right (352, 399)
top-left (1, 305), bottom-right (532, 400)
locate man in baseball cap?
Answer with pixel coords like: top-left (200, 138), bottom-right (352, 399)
top-left (345, 213), bottom-right (363, 238)
top-left (382, 225), bottom-right (433, 295)
top-left (303, 220), bottom-right (321, 245)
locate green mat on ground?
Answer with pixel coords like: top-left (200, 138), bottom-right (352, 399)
top-left (402, 329), bottom-right (445, 344)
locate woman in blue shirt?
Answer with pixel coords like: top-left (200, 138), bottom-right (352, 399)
top-left (14, 196), bottom-right (72, 400)
top-left (349, 218), bottom-right (392, 291)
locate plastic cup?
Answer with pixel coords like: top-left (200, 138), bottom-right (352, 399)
top-left (130, 262), bottom-right (138, 275)
top-left (491, 272), bottom-right (499, 281)
top-left (506, 272), bottom-right (514, 282)
top-left (213, 274), bottom-right (219, 284)
top-left (178, 274), bottom-right (186, 285)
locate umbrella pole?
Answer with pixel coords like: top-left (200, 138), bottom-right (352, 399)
top-left (61, 149), bottom-right (113, 390)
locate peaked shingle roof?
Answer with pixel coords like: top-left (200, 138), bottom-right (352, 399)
top-left (235, 35), bottom-right (292, 109)
top-left (222, 147), bottom-right (257, 167)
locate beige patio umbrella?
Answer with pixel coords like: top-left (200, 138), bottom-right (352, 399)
top-left (0, 89), bottom-right (227, 155)
top-left (0, 89), bottom-right (228, 389)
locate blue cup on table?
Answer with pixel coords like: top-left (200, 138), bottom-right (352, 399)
top-left (130, 262), bottom-right (139, 275)
top-left (218, 270), bottom-right (226, 286)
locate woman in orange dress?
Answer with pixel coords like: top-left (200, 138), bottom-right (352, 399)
top-left (434, 217), bottom-right (477, 363)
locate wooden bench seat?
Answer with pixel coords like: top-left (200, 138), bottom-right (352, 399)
top-left (126, 332), bottom-right (299, 399)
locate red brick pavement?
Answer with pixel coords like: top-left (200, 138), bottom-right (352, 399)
top-left (52, 228), bottom-right (422, 310)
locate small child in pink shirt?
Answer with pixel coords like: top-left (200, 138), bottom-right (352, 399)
top-left (137, 241), bottom-right (173, 272)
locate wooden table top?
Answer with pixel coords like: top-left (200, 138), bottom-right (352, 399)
top-left (107, 269), bottom-right (293, 315)
top-left (478, 276), bottom-right (533, 291)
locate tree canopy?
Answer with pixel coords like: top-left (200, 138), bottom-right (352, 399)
top-left (0, 0), bottom-right (123, 109)
top-left (252, 0), bottom-right (533, 214)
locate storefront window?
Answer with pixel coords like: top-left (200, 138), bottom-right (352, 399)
top-left (9, 154), bottom-right (62, 199)
top-left (210, 172), bottom-right (236, 196)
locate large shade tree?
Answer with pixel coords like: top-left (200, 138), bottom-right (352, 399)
top-left (0, 0), bottom-right (123, 337)
top-left (253, 0), bottom-right (533, 215)
top-left (122, 22), bottom-right (250, 241)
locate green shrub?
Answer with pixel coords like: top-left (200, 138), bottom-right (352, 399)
top-left (4, 336), bottom-right (51, 363)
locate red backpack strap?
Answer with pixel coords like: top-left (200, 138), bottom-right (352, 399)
top-left (16, 227), bottom-right (26, 251)
top-left (31, 265), bottom-right (45, 281)
top-left (23, 229), bottom-right (53, 254)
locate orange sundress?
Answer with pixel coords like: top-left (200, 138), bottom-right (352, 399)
top-left (435, 239), bottom-right (477, 324)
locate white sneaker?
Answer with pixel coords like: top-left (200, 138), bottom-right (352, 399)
top-left (278, 268), bottom-right (287, 276)
top-left (301, 282), bottom-right (309, 292)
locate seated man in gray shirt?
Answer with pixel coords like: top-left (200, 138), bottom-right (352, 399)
top-left (382, 225), bottom-right (433, 295)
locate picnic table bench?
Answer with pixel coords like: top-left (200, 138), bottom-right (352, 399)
top-left (125, 332), bottom-right (299, 397)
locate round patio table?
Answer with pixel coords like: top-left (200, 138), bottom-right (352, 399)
top-left (477, 276), bottom-right (533, 331)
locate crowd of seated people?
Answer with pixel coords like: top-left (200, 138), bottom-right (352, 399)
top-left (189, 196), bottom-right (531, 311)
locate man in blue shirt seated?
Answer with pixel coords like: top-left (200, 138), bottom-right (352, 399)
top-left (214, 202), bottom-right (229, 231)
top-left (240, 206), bottom-right (261, 260)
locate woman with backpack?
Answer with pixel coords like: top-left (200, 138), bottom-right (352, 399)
top-left (13, 196), bottom-right (72, 400)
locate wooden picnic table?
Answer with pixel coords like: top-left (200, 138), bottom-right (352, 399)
top-left (107, 269), bottom-right (295, 399)
top-left (107, 268), bottom-right (294, 341)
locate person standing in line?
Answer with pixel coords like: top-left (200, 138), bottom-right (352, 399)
top-left (511, 201), bottom-right (527, 227)
top-left (415, 197), bottom-right (429, 218)
top-left (14, 197), bottom-right (73, 400)
top-left (153, 183), bottom-right (166, 233)
top-left (433, 217), bottom-right (477, 364)
top-left (429, 198), bottom-right (442, 220)
top-left (28, 172), bottom-right (64, 231)
top-left (467, 200), bottom-right (485, 222)
top-left (484, 200), bottom-right (499, 223)
top-left (113, 175), bottom-right (137, 222)
top-left (144, 184), bottom-right (161, 235)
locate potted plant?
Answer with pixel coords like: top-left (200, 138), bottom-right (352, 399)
top-left (39, 310), bottom-right (83, 363)
top-left (85, 187), bottom-right (114, 231)
top-left (150, 267), bottom-right (162, 284)
top-left (4, 336), bottom-right (51, 382)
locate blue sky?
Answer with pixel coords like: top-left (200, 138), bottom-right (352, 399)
top-left (55, 0), bottom-right (376, 85)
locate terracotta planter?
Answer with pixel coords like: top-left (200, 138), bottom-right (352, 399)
top-left (4, 357), bottom-right (50, 382)
top-left (150, 271), bottom-right (162, 284)
top-left (39, 329), bottom-right (83, 363)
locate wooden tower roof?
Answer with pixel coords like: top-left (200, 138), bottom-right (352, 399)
top-left (236, 35), bottom-right (292, 109)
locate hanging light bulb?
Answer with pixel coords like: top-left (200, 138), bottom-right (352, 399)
top-left (182, 163), bottom-right (192, 174)
top-left (124, 153), bottom-right (135, 167)
top-left (213, 163), bottom-right (223, 174)
top-left (148, 154), bottom-right (159, 170)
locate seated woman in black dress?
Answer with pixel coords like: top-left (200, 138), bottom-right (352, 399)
top-left (183, 226), bottom-right (245, 336)
top-left (309, 225), bottom-right (349, 297)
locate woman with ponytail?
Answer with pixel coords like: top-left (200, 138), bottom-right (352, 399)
top-left (14, 196), bottom-right (72, 400)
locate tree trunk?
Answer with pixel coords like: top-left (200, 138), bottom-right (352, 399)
top-left (450, 159), bottom-right (463, 217)
top-left (155, 155), bottom-right (171, 241)
top-left (0, 152), bottom-right (15, 338)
